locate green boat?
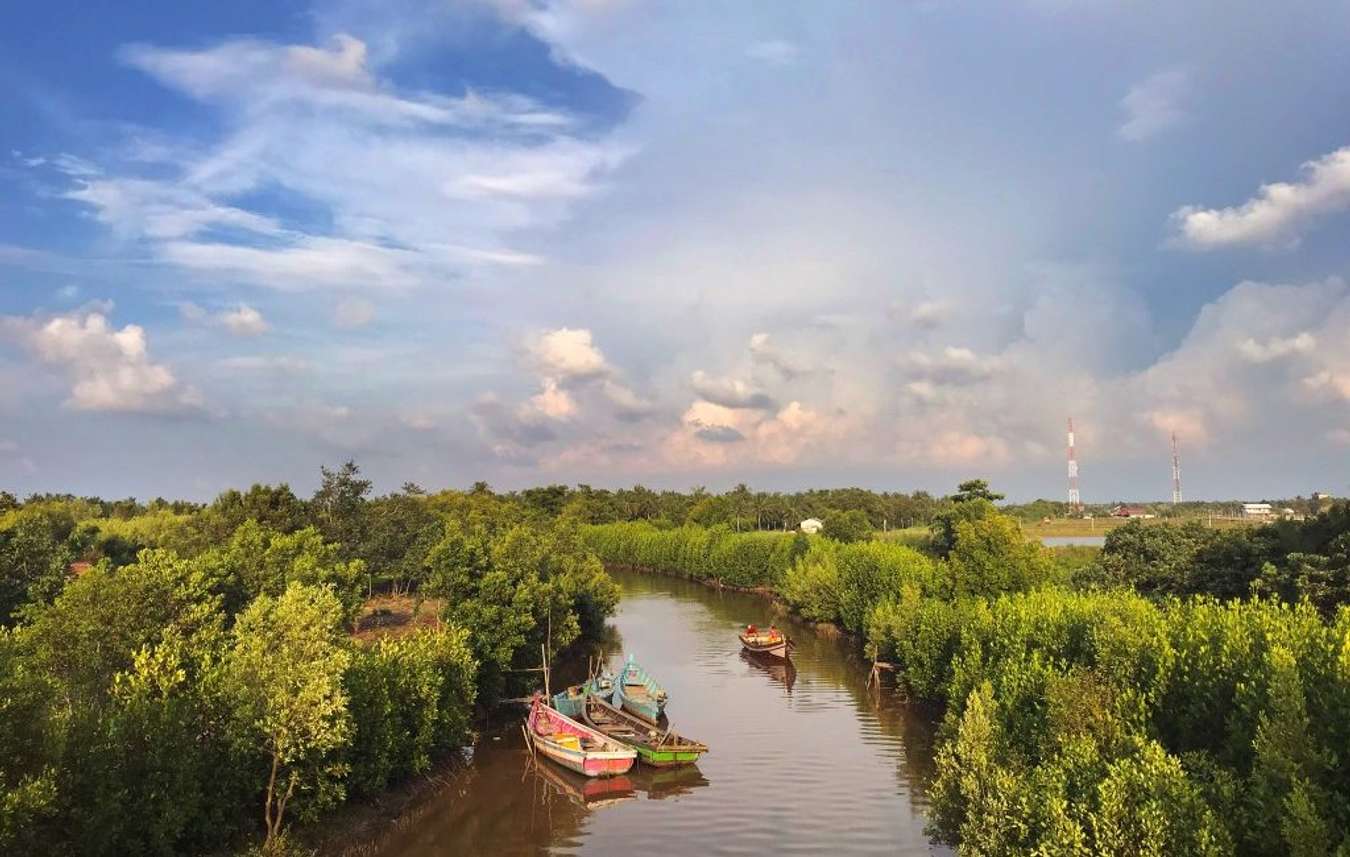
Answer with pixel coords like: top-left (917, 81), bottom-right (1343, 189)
top-left (581, 692), bottom-right (708, 768)
top-left (612, 654), bottom-right (668, 723)
top-left (552, 672), bottom-right (614, 718)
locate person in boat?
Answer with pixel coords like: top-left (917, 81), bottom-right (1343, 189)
top-left (745, 623), bottom-right (757, 636)
top-left (767, 624), bottom-right (780, 640)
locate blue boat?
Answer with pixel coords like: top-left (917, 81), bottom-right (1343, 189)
top-left (612, 654), bottom-right (668, 724)
top-left (552, 672), bottom-right (614, 718)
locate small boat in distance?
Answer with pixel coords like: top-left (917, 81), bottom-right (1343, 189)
top-left (612, 655), bottom-right (668, 724)
top-left (582, 692), bottom-right (709, 768)
top-left (739, 624), bottom-right (793, 660)
top-left (525, 696), bottom-right (637, 778)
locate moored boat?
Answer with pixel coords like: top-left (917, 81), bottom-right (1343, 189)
top-left (612, 654), bottom-right (668, 724)
top-left (552, 672), bottom-right (614, 718)
top-left (526, 697), bottom-right (637, 778)
top-left (581, 692), bottom-right (708, 768)
top-left (738, 624), bottom-right (793, 659)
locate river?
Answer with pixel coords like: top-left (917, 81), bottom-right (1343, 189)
top-left (356, 568), bottom-right (949, 856)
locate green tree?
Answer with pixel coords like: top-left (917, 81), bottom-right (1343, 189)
top-left (954, 479), bottom-right (1005, 504)
top-left (947, 513), bottom-right (1054, 597)
top-left (310, 461), bottom-right (372, 559)
top-left (0, 507), bottom-right (77, 624)
top-left (822, 509), bottom-right (873, 544)
top-left (223, 584), bottom-right (352, 848)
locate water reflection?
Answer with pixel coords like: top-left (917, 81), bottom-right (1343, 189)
top-left (739, 649), bottom-right (798, 692)
top-left (351, 568), bottom-right (948, 857)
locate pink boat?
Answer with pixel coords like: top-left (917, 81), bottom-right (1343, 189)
top-left (526, 696), bottom-right (637, 778)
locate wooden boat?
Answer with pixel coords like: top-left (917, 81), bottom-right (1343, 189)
top-left (612, 654), bottom-right (668, 724)
top-left (581, 692), bottom-right (708, 768)
top-left (552, 672), bottom-right (614, 719)
top-left (738, 624), bottom-right (793, 660)
top-left (525, 697), bottom-right (636, 778)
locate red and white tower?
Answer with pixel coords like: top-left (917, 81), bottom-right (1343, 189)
top-left (1171, 431), bottom-right (1182, 504)
top-left (1067, 417), bottom-right (1081, 511)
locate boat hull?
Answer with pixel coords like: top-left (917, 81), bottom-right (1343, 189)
top-left (581, 694), bottom-right (708, 769)
top-left (614, 655), bottom-right (668, 724)
top-left (613, 682), bottom-right (665, 724)
top-left (739, 633), bottom-right (791, 660)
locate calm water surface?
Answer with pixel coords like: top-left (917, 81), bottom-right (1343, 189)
top-left (1041, 535), bottom-right (1107, 547)
top-left (364, 569), bottom-right (948, 856)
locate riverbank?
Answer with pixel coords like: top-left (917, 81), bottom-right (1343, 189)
top-left (308, 568), bottom-right (947, 857)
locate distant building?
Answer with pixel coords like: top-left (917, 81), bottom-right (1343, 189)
top-left (1242, 502), bottom-right (1273, 519)
top-left (799, 518), bottom-right (824, 534)
top-left (1110, 505), bottom-right (1153, 519)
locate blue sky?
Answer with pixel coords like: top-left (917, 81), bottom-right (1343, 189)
top-left (2, 0), bottom-right (1350, 502)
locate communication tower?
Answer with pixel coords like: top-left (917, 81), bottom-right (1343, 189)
top-left (1067, 418), bottom-right (1081, 512)
top-left (1171, 432), bottom-right (1182, 504)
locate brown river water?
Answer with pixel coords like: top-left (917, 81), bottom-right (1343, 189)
top-left (357, 568), bottom-right (949, 856)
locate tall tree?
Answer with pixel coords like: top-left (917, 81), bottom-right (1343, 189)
top-left (310, 461), bottom-right (372, 559)
top-left (223, 584), bottom-right (352, 848)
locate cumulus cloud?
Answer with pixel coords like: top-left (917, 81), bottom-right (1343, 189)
top-left (477, 327), bottom-right (653, 456)
top-left (1171, 146), bottom-right (1350, 249)
top-left (748, 332), bottom-right (808, 380)
top-left (1238, 332), bottom-right (1315, 363)
top-left (903, 346), bottom-right (1000, 386)
top-left (1118, 69), bottom-right (1189, 142)
top-left (526, 327), bottom-right (610, 380)
top-left (689, 370), bottom-right (777, 410)
top-left (905, 300), bottom-right (950, 330)
top-left (219, 304), bottom-right (269, 337)
top-left (1, 309), bottom-right (202, 413)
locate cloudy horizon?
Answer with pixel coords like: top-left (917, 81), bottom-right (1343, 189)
top-left (3, 0), bottom-right (1350, 502)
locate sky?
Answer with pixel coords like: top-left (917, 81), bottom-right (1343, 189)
top-left (2, 0), bottom-right (1350, 502)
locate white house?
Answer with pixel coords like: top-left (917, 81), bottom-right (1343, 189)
top-left (1242, 502), bottom-right (1273, 519)
top-left (799, 518), bottom-right (823, 534)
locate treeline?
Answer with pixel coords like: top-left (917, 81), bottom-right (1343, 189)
top-left (585, 486), bottom-right (1350, 854)
top-left (0, 464), bottom-right (617, 855)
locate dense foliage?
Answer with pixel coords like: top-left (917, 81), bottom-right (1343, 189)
top-left (586, 490), bottom-right (1350, 855)
top-left (0, 464), bottom-right (616, 854)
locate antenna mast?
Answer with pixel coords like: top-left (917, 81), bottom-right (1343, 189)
top-left (1171, 431), bottom-right (1182, 504)
top-left (1067, 417), bottom-right (1081, 512)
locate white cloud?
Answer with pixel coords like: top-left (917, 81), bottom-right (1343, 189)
top-left (58, 33), bottom-right (628, 293)
top-left (905, 300), bottom-right (950, 330)
top-left (334, 297), bottom-right (376, 329)
top-left (748, 332), bottom-right (808, 380)
top-left (1, 309), bottom-right (202, 413)
top-left (690, 370), bottom-right (777, 410)
top-left (1118, 69), bottom-right (1189, 142)
top-left (525, 378), bottom-right (578, 420)
top-left (1238, 331), bottom-right (1315, 363)
top-left (903, 346), bottom-right (1000, 386)
top-left (219, 304), bottom-right (269, 337)
top-left (1171, 146), bottom-right (1350, 249)
top-left (526, 327), bottom-right (610, 380)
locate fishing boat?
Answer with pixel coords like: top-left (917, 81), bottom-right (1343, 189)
top-left (612, 654), bottom-right (668, 724)
top-left (738, 624), bottom-right (793, 660)
top-left (525, 696), bottom-right (636, 778)
top-left (581, 692), bottom-right (708, 768)
top-left (552, 672), bottom-right (615, 718)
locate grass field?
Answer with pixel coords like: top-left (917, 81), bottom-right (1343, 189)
top-left (1021, 515), bottom-right (1256, 538)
